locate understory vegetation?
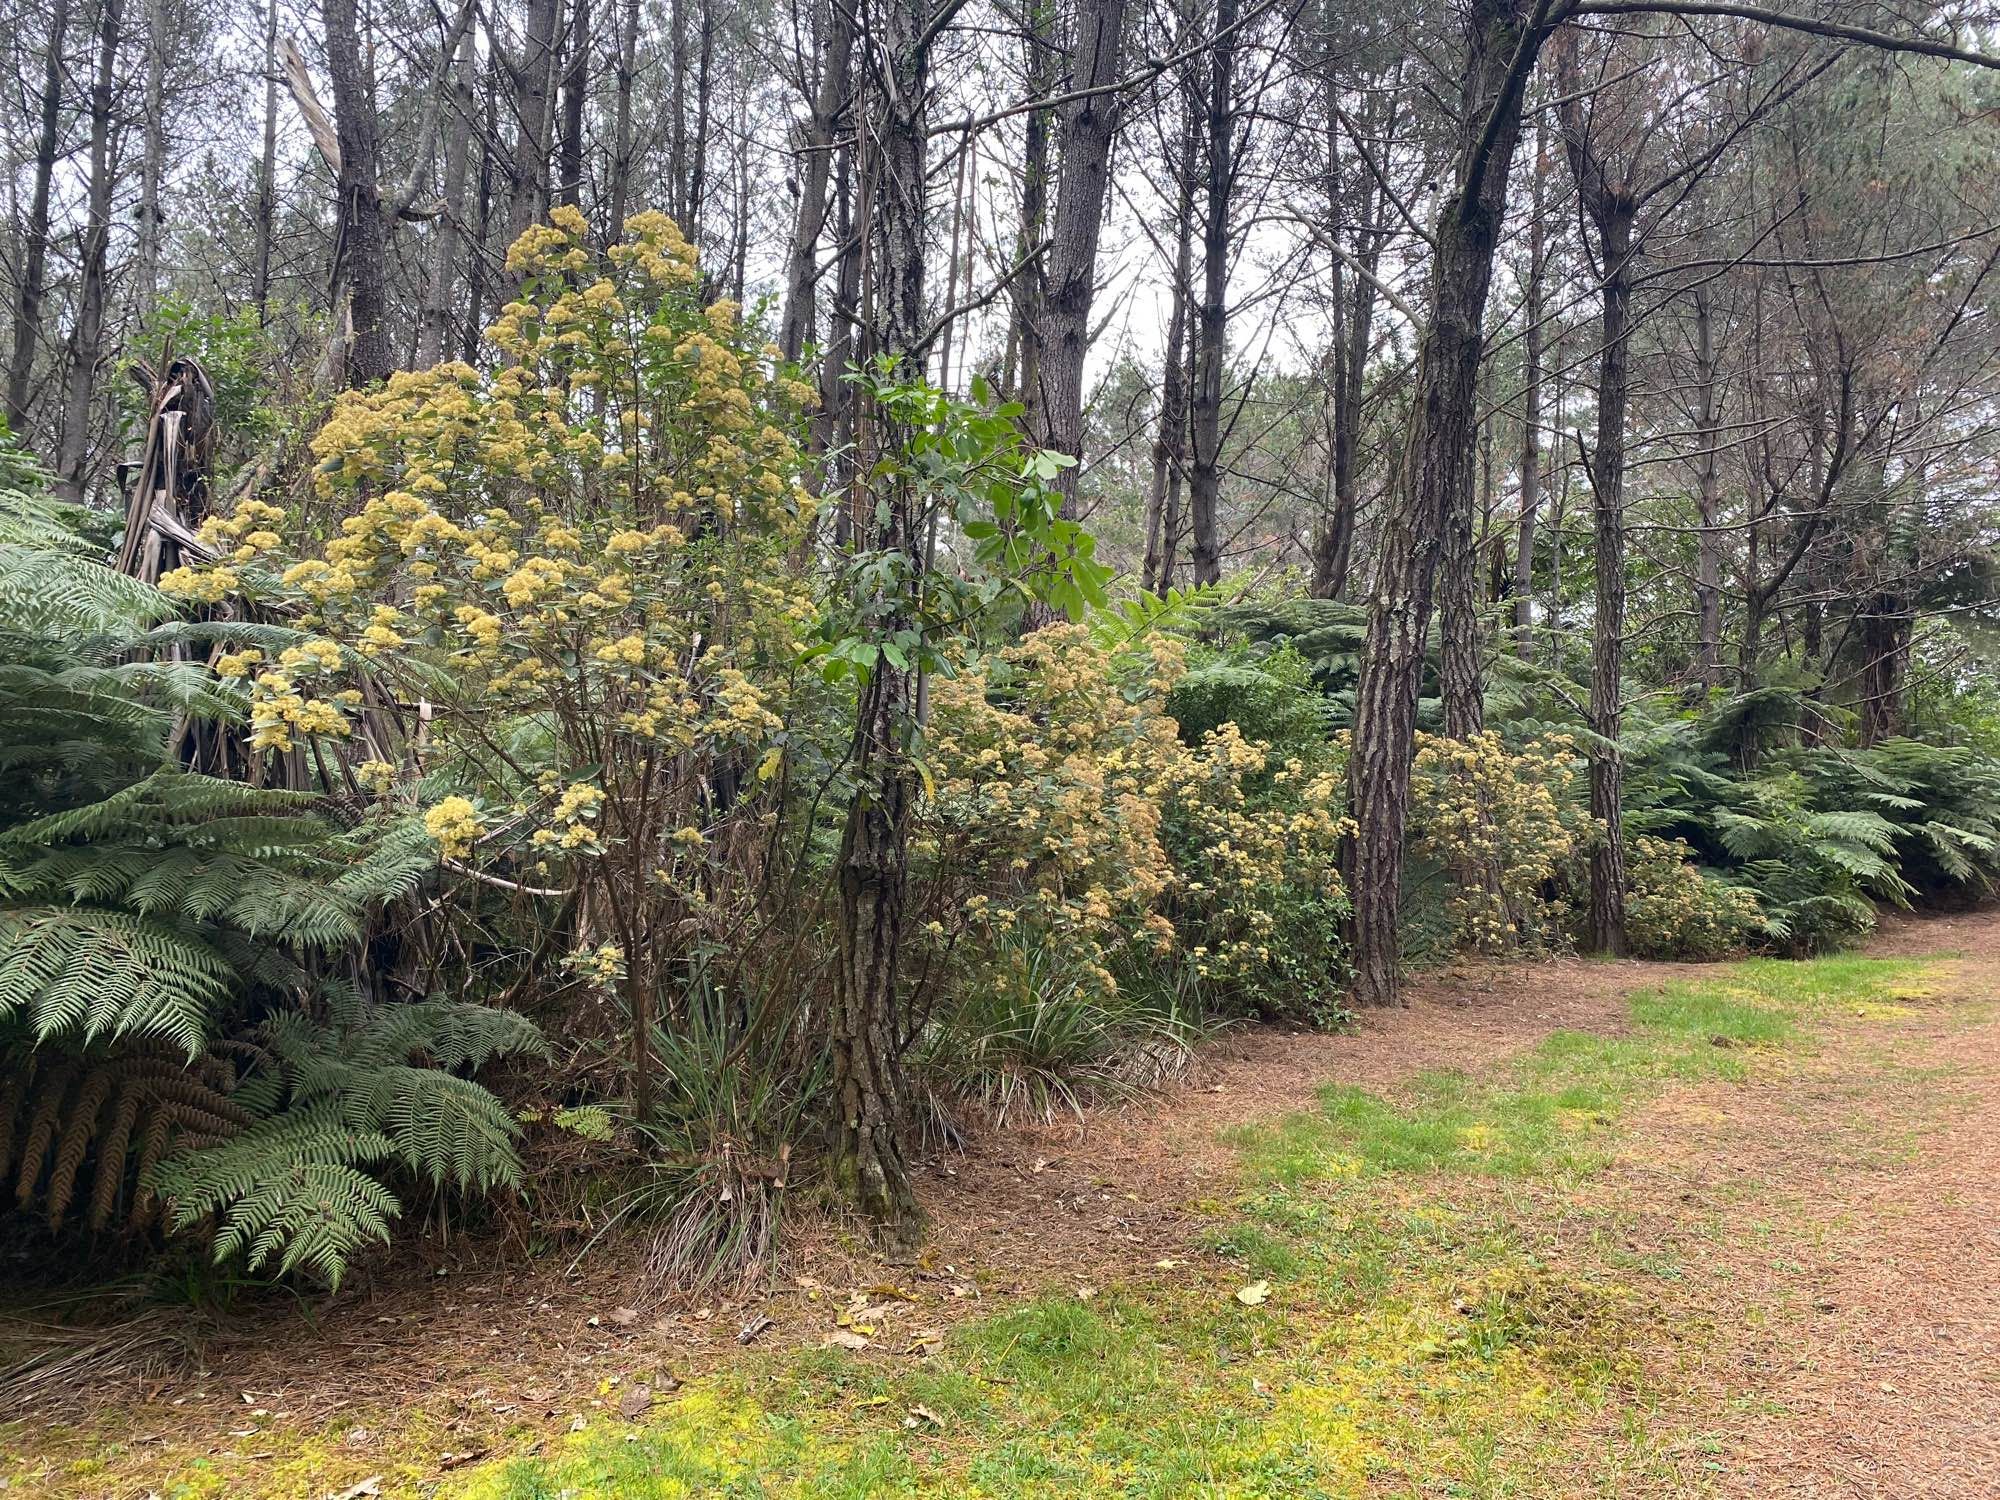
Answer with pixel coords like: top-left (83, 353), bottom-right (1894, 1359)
top-left (3, 197), bottom-right (2000, 1297)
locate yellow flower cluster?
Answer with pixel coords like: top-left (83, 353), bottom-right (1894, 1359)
top-left (924, 625), bottom-right (1350, 1005)
top-left (423, 796), bottom-right (483, 860)
top-left (1409, 731), bottom-right (1583, 952)
top-left (154, 207), bottom-right (823, 1004)
top-left (1624, 835), bottom-right (1760, 959)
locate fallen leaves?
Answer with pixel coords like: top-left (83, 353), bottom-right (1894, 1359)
top-left (617, 1385), bottom-right (655, 1419)
top-left (1235, 1280), bottom-right (1272, 1306)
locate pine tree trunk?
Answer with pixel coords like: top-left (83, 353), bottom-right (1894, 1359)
top-left (607, 0), bottom-right (642, 233)
top-left (135, 0), bottom-right (168, 324)
top-left (831, 0), bottom-right (931, 1248)
top-left (506, 0), bottom-right (561, 247)
top-left (252, 0), bottom-right (279, 324)
top-left (324, 0), bottom-right (392, 387)
top-left (1556, 64), bottom-right (1634, 958)
top-left (5, 0), bottom-right (68, 436)
top-left (57, 0), bottom-right (124, 499)
top-left (1692, 290), bottom-right (1725, 687)
top-left (778, 0), bottom-right (855, 364)
top-left (1345, 0), bottom-right (1545, 1006)
top-left (556, 0), bottom-right (589, 209)
top-left (1187, 0), bottom-right (1238, 588)
top-left (1514, 127), bottom-right (1546, 657)
top-left (1034, 0), bottom-right (1128, 515)
top-left (1143, 52), bottom-right (1199, 595)
top-left (417, 21), bottom-right (478, 369)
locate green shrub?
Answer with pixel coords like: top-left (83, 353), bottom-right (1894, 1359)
top-left (1622, 835), bottom-right (1760, 960)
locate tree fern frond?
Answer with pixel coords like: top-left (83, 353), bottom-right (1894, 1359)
top-left (0, 908), bottom-right (233, 1058)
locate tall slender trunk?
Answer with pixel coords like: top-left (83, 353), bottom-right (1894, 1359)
top-left (507, 0), bottom-right (562, 246)
top-left (1557, 41), bottom-right (1634, 957)
top-left (1583, 217), bottom-right (1632, 955)
top-left (325, 0), bottom-right (392, 386)
top-left (1345, 0), bottom-right (1547, 1006)
top-left (668, 0), bottom-right (690, 225)
top-left (252, 0), bottom-right (280, 324)
top-left (57, 0), bottom-right (125, 499)
top-left (1309, 38), bottom-right (1392, 601)
top-left (729, 107), bottom-right (751, 303)
top-left (1186, 0), bottom-right (1238, 588)
top-left (687, 0), bottom-right (716, 241)
top-left (464, 68), bottom-right (498, 359)
top-left (1514, 125), bottom-right (1547, 656)
top-left (135, 0), bottom-right (169, 323)
top-left (556, 0), bottom-right (589, 209)
top-left (817, 138), bottom-right (861, 471)
top-left (1143, 133), bottom-right (1195, 595)
top-left (1008, 0), bottom-right (1058, 410)
top-left (1438, 379), bottom-right (1486, 740)
top-left (1033, 0), bottom-right (1129, 515)
top-left (607, 0), bottom-right (642, 233)
top-left (418, 21), bottom-right (479, 369)
top-left (779, 0), bottom-right (856, 363)
top-left (832, 0), bottom-right (931, 1246)
top-left (5, 0), bottom-right (68, 436)
top-left (1692, 289), bottom-right (1725, 687)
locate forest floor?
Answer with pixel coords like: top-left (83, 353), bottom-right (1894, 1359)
top-left (4, 908), bottom-right (1998, 1498)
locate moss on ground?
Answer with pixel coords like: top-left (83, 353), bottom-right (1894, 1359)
top-left (3, 953), bottom-right (1964, 1499)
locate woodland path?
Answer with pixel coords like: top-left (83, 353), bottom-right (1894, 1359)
top-left (4, 910), bottom-right (1997, 1497)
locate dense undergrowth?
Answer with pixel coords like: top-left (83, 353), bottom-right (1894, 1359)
top-left (3, 212), bottom-right (2000, 1302)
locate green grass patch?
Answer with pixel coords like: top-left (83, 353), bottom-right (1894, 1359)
top-left (112, 953), bottom-right (1954, 1500)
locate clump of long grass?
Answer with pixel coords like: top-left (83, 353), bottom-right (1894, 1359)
top-left (917, 931), bottom-right (1216, 1136)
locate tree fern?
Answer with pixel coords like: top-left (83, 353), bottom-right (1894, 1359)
top-left (0, 480), bottom-right (545, 1284)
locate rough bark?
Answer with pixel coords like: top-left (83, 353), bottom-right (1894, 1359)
top-left (778, 0), bottom-right (856, 364)
top-left (1557, 32), bottom-right (1634, 957)
top-left (1034, 0), bottom-right (1130, 514)
top-left (1186, 0), bottom-right (1238, 588)
top-left (1345, 0), bottom-right (1548, 1007)
top-left (1007, 0), bottom-right (1058, 408)
top-left (5, 0), bottom-right (68, 436)
top-left (325, 0), bottom-right (392, 387)
top-left (831, 0), bottom-right (932, 1247)
top-left (506, 0), bottom-right (562, 247)
top-left (1439, 417), bottom-right (1487, 740)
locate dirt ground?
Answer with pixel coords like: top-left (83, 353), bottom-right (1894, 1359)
top-left (1628, 909), bottom-right (2000, 1498)
top-left (5, 912), bottom-right (1997, 1497)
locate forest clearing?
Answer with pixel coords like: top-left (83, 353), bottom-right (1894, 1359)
top-left (6, 0), bottom-right (2000, 1492)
